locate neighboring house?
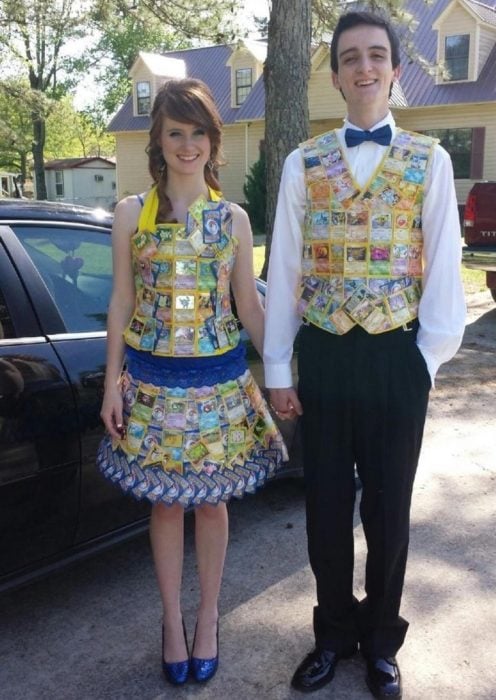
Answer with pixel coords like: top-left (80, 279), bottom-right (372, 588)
top-left (109, 0), bottom-right (496, 208)
top-left (0, 172), bottom-right (21, 198)
top-left (43, 157), bottom-right (117, 210)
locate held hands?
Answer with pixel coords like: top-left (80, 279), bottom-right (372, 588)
top-left (100, 384), bottom-right (125, 440)
top-left (268, 387), bottom-right (303, 421)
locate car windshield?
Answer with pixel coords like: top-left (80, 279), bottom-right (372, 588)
top-left (13, 224), bottom-right (112, 333)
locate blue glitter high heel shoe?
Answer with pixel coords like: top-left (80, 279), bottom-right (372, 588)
top-left (191, 620), bottom-right (219, 683)
top-left (162, 618), bottom-right (189, 685)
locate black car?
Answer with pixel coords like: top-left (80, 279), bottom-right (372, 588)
top-left (0, 198), bottom-right (301, 593)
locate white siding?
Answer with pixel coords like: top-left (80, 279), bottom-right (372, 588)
top-left (46, 164), bottom-right (116, 209)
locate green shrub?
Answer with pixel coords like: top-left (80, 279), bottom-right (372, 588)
top-left (243, 151), bottom-right (266, 235)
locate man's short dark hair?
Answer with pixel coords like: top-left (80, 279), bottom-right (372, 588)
top-left (330, 11), bottom-right (401, 72)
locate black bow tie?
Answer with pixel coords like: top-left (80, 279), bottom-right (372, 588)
top-left (344, 124), bottom-right (392, 147)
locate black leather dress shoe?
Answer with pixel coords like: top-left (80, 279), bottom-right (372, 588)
top-left (291, 645), bottom-right (357, 692)
top-left (365, 656), bottom-right (402, 698)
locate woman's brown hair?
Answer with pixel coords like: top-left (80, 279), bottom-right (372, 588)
top-left (146, 78), bottom-right (224, 221)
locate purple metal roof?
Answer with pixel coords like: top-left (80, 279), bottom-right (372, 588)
top-left (108, 0), bottom-right (496, 133)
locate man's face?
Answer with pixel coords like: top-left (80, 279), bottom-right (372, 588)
top-left (331, 24), bottom-right (401, 113)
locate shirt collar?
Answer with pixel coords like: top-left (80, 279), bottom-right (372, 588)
top-left (340, 112), bottom-right (396, 136)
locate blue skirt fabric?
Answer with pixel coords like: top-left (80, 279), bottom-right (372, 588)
top-left (96, 345), bottom-right (287, 507)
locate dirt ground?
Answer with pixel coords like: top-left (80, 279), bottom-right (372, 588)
top-left (0, 287), bottom-right (494, 700)
top-left (423, 288), bottom-right (496, 466)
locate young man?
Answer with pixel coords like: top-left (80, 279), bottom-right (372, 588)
top-left (264, 11), bottom-right (465, 699)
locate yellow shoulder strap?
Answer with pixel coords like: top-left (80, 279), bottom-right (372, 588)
top-left (138, 185), bottom-right (223, 231)
top-left (138, 186), bottom-right (159, 232)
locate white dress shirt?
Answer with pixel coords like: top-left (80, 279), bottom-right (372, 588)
top-left (263, 113), bottom-right (466, 389)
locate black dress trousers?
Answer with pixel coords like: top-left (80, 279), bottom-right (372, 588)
top-left (297, 320), bottom-right (431, 657)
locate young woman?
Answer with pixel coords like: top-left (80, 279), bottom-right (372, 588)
top-left (97, 78), bottom-right (286, 686)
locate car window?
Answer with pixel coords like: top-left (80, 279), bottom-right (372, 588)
top-left (13, 225), bottom-right (112, 333)
top-left (0, 288), bottom-right (15, 339)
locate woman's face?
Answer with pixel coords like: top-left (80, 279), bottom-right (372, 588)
top-left (160, 117), bottom-right (211, 178)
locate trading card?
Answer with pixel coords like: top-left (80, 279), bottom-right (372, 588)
top-left (132, 383), bottom-right (159, 422)
top-left (198, 260), bottom-right (216, 290)
top-left (198, 398), bottom-right (220, 431)
top-left (139, 318), bottom-right (158, 351)
top-left (173, 326), bottom-right (195, 355)
top-left (187, 226), bottom-right (207, 255)
top-left (202, 209), bottom-right (222, 243)
top-left (185, 440), bottom-right (210, 466)
top-left (126, 419), bottom-right (146, 454)
top-left (225, 316), bottom-right (239, 345)
top-left (175, 259), bottom-right (197, 289)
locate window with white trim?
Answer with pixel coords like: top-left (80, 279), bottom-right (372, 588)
top-left (55, 170), bottom-right (64, 197)
top-left (235, 68), bottom-right (252, 106)
top-left (136, 81), bottom-right (151, 115)
top-left (445, 34), bottom-right (469, 81)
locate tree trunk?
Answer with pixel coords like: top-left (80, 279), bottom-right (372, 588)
top-left (262, 0), bottom-right (311, 279)
top-left (32, 115), bottom-right (47, 200)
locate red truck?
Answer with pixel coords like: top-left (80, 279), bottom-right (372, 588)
top-left (462, 182), bottom-right (496, 303)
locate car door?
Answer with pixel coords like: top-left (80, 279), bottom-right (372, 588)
top-left (6, 220), bottom-right (150, 546)
top-left (0, 233), bottom-right (80, 582)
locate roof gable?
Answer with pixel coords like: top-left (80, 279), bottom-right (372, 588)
top-left (44, 157), bottom-right (116, 170)
top-left (130, 52), bottom-right (186, 79)
top-left (433, 0), bottom-right (496, 27)
top-left (226, 39), bottom-right (267, 66)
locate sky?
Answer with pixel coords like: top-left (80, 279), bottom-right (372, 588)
top-left (238, 0), bottom-right (270, 36)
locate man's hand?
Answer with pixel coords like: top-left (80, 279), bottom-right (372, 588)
top-left (268, 387), bottom-right (303, 420)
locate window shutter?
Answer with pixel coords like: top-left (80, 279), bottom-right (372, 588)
top-left (470, 127), bottom-right (485, 180)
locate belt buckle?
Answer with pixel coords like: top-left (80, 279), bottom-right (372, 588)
top-left (402, 321), bottom-right (413, 332)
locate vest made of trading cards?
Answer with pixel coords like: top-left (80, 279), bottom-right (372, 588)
top-left (297, 128), bottom-right (437, 335)
top-left (123, 187), bottom-right (241, 357)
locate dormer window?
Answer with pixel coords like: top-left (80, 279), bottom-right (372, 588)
top-left (136, 81), bottom-right (151, 115)
top-left (235, 68), bottom-right (252, 105)
top-left (445, 34), bottom-right (469, 81)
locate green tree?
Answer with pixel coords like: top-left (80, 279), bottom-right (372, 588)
top-left (132, 0), bottom-right (241, 43)
top-left (0, 0), bottom-right (242, 199)
top-left (0, 80), bottom-right (34, 182)
top-left (0, 0), bottom-right (95, 198)
top-left (44, 99), bottom-right (116, 160)
top-left (243, 151), bottom-right (266, 236)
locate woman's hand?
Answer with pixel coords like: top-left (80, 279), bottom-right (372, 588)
top-left (268, 387), bottom-right (303, 421)
top-left (100, 383), bottom-right (125, 439)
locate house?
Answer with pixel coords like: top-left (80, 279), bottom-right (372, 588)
top-left (43, 157), bottom-right (117, 210)
top-left (0, 172), bottom-right (22, 198)
top-left (108, 0), bottom-right (496, 208)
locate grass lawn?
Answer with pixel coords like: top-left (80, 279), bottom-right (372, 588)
top-left (253, 243), bottom-right (487, 295)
